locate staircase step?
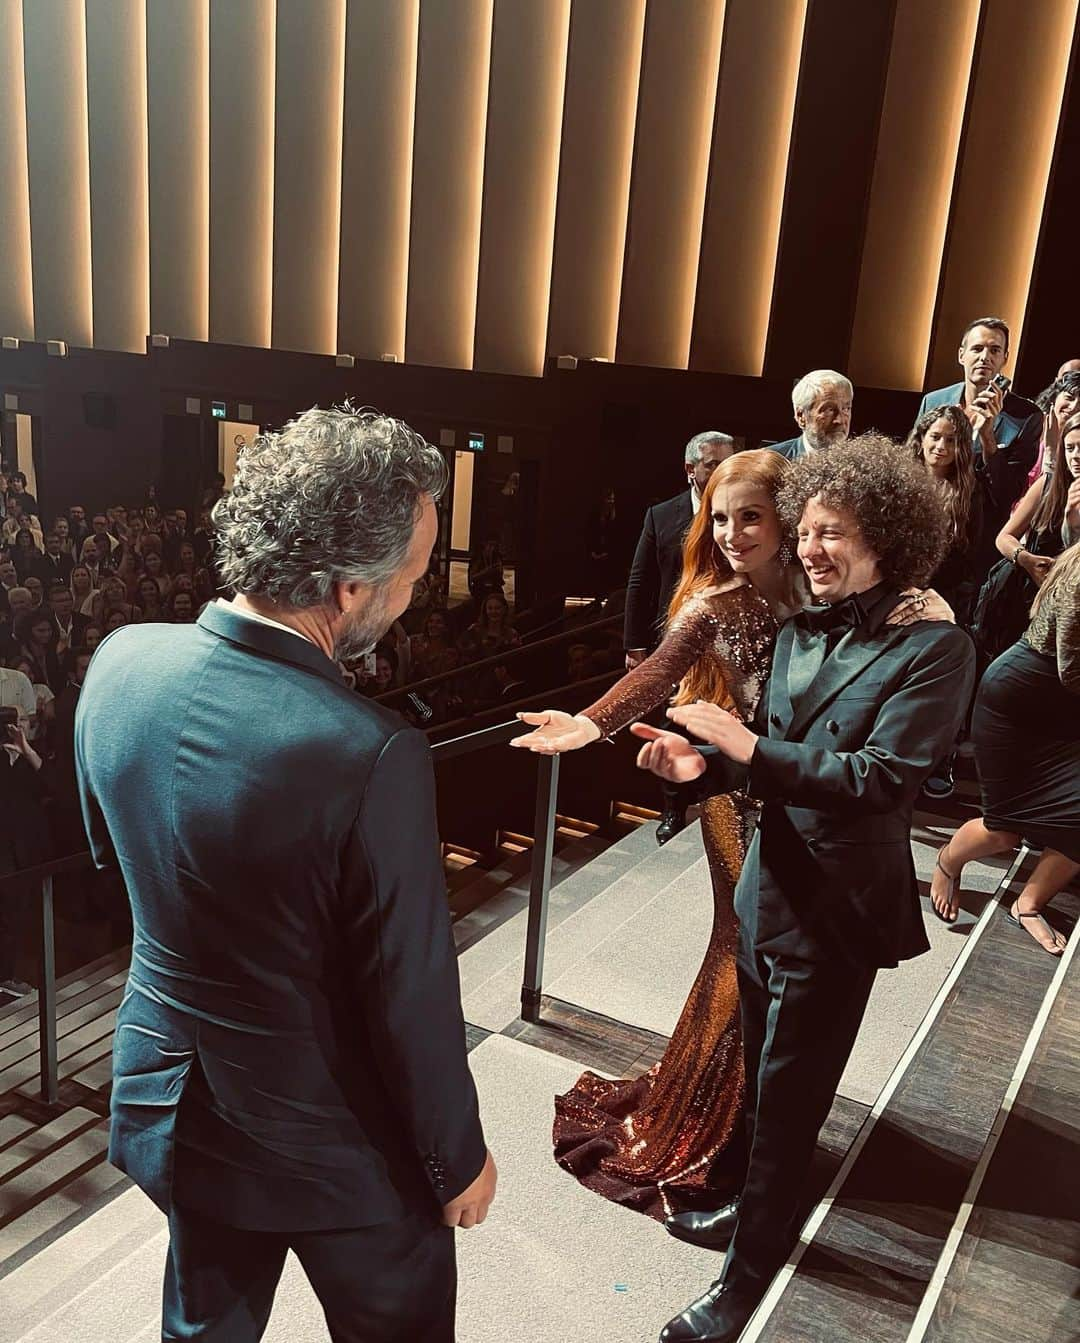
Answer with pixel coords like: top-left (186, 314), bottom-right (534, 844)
top-left (0, 1110), bottom-right (113, 1270)
top-left (0, 1000), bottom-right (118, 1099)
top-left (459, 818), bottom-right (705, 1032)
top-left (917, 915), bottom-right (1080, 1343)
top-left (0, 952), bottom-right (128, 1044)
top-left (12, 1219), bottom-right (169, 1343)
top-left (0, 985), bottom-right (124, 1080)
top-left (0, 1182), bottom-right (150, 1327)
top-left (753, 853), bottom-right (1075, 1342)
top-left (0, 1107), bottom-right (100, 1182)
top-left (452, 833), bottom-right (612, 954)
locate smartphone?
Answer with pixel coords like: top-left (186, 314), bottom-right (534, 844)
top-left (0, 705), bottom-right (19, 737)
top-left (991, 373), bottom-right (1011, 394)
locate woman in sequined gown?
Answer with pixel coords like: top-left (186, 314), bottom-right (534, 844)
top-left (513, 451), bottom-right (800, 1219)
top-left (513, 451), bottom-right (948, 1221)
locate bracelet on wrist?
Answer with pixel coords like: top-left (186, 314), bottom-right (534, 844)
top-left (1011, 544), bottom-right (1026, 565)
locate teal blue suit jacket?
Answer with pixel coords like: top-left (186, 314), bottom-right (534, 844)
top-left (75, 603), bottom-right (485, 1230)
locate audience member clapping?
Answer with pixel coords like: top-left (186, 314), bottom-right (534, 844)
top-left (1030, 369), bottom-right (1080, 484)
top-left (47, 581), bottom-right (90, 654)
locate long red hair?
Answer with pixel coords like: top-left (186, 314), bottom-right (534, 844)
top-left (666, 448), bottom-right (791, 708)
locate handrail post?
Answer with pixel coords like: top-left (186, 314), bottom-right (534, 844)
top-left (521, 754), bottom-right (559, 1024)
top-left (38, 874), bottom-right (58, 1105)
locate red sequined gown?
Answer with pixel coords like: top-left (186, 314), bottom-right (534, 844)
top-left (552, 582), bottom-right (778, 1220)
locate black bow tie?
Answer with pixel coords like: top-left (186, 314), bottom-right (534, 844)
top-left (798, 594), bottom-right (864, 637)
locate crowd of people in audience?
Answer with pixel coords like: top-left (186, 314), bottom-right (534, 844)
top-left (2, 314), bottom-right (1077, 993)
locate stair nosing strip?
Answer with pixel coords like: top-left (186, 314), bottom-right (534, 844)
top-left (738, 841), bottom-right (1030, 1343)
top-left (901, 889), bottom-right (1080, 1343)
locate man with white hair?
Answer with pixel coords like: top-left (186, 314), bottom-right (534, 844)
top-left (769, 370), bottom-right (853, 460)
top-left (624, 430), bottom-right (736, 843)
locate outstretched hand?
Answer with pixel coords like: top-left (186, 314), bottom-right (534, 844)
top-left (665, 702), bottom-right (757, 764)
top-left (510, 710), bottom-right (602, 754)
top-left (629, 723), bottom-right (708, 783)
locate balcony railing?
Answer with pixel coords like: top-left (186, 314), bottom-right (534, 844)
top-left (0, 716), bottom-right (564, 1105)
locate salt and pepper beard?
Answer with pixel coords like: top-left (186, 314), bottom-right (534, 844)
top-left (333, 586), bottom-right (396, 662)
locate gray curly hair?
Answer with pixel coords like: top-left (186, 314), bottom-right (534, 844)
top-left (212, 405), bottom-right (448, 607)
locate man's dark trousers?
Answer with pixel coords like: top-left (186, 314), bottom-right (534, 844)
top-left (723, 940), bottom-right (875, 1296)
top-left (163, 1203), bottom-right (455, 1342)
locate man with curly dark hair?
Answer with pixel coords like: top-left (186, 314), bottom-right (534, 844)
top-left (634, 437), bottom-right (976, 1343)
top-left (75, 405), bottom-right (495, 1342)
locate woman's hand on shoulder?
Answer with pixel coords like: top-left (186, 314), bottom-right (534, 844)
top-left (510, 710), bottom-right (601, 754)
top-left (890, 588), bottom-right (954, 626)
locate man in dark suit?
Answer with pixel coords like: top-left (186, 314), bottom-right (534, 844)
top-left (76, 407), bottom-right (494, 1342)
top-left (633, 439), bottom-right (975, 1343)
top-left (624, 431), bottom-right (735, 843)
top-left (767, 369), bottom-right (853, 460)
top-left (916, 316), bottom-right (1042, 577)
top-left (46, 582), bottom-right (90, 651)
top-left (32, 532), bottom-right (74, 586)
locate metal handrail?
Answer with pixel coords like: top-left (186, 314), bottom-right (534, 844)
top-left (373, 609), bottom-right (622, 703)
top-left (2, 704), bottom-right (580, 1102)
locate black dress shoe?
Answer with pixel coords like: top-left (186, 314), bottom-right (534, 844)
top-left (664, 1198), bottom-right (740, 1250)
top-left (656, 809), bottom-right (687, 846)
top-left (659, 1280), bottom-right (757, 1342)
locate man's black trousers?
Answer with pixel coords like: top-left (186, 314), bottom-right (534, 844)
top-left (162, 1202), bottom-right (456, 1342)
top-left (721, 934), bottom-right (877, 1299)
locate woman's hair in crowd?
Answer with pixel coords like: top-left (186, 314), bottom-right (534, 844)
top-left (905, 405), bottom-right (977, 547)
top-left (1031, 539), bottom-right (1080, 620)
top-left (1030, 412), bottom-right (1080, 539)
top-left (779, 434), bottom-right (948, 587)
top-left (667, 448), bottom-right (792, 709)
top-left (212, 404), bottom-right (448, 608)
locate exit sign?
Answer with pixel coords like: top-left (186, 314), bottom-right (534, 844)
top-left (466, 430), bottom-right (485, 452)
top-left (211, 401), bottom-right (227, 419)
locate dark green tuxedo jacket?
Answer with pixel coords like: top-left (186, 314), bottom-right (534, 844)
top-left (704, 592), bottom-right (975, 968)
top-left (75, 603), bottom-right (485, 1231)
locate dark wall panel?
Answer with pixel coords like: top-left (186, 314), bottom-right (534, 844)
top-left (763, 0), bottom-right (898, 381)
top-left (1016, 23), bottom-right (1080, 393)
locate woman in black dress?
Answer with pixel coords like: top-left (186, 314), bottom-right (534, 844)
top-left (931, 541), bottom-right (1080, 953)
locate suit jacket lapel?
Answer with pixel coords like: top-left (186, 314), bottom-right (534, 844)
top-left (785, 623), bottom-right (903, 741)
top-left (766, 620), bottom-right (797, 735)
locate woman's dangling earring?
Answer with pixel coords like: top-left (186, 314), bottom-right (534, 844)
top-left (778, 540), bottom-right (793, 567)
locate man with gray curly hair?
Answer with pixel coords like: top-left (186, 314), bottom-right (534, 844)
top-left (75, 405), bottom-right (494, 1342)
top-left (770, 369), bottom-right (854, 460)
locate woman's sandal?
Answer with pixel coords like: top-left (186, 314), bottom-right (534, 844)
top-left (931, 846), bottom-right (960, 923)
top-left (1007, 901), bottom-right (1065, 957)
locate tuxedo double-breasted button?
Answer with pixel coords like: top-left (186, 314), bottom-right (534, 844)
top-left (770, 712), bottom-right (782, 728)
top-left (825, 719), bottom-right (839, 734)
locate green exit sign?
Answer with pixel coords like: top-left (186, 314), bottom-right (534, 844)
top-left (211, 401), bottom-right (227, 419)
